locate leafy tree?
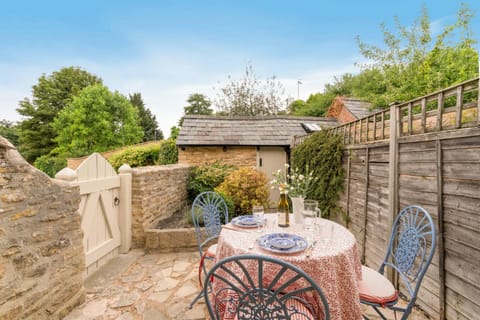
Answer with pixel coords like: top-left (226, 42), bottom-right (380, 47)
top-left (169, 126), bottom-right (180, 140)
top-left (52, 84), bottom-right (143, 157)
top-left (290, 92), bottom-right (336, 117)
top-left (178, 93), bottom-right (213, 126)
top-left (287, 100), bottom-right (306, 114)
top-left (324, 73), bottom-right (356, 96)
top-left (16, 66), bottom-right (102, 162)
top-left (354, 4), bottom-right (478, 107)
top-left (0, 120), bottom-right (20, 146)
top-left (129, 93), bottom-right (163, 141)
top-left (33, 154), bottom-right (67, 178)
top-left (215, 64), bottom-right (291, 116)
top-left (158, 139), bottom-right (178, 165)
top-left (294, 4), bottom-right (478, 117)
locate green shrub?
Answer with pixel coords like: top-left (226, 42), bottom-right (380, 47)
top-left (217, 191), bottom-right (235, 220)
top-left (108, 144), bottom-right (160, 170)
top-left (183, 192), bottom-right (234, 226)
top-left (187, 161), bottom-right (237, 201)
top-left (34, 154), bottom-right (67, 178)
top-left (215, 167), bottom-right (269, 218)
top-left (291, 130), bottom-right (345, 219)
top-left (157, 138), bottom-right (178, 165)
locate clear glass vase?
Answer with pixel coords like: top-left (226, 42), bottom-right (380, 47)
top-left (290, 196), bottom-right (304, 224)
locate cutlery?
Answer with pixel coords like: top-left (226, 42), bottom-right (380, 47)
top-left (222, 225), bottom-right (251, 232)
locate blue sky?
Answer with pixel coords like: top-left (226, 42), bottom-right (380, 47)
top-left (1, 1), bottom-right (479, 137)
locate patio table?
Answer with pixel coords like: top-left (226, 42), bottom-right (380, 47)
top-left (216, 213), bottom-right (362, 320)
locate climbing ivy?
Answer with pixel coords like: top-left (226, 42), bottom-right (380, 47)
top-left (291, 131), bottom-right (345, 219)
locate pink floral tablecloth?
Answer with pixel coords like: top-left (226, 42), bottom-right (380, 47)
top-left (216, 214), bottom-right (362, 320)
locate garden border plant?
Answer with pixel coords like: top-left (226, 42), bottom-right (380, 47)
top-left (291, 130), bottom-right (345, 221)
top-left (186, 161), bottom-right (237, 202)
top-left (108, 139), bottom-right (178, 170)
top-left (215, 166), bottom-right (270, 218)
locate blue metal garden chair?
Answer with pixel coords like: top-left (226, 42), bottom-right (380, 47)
top-left (359, 205), bottom-right (436, 320)
top-left (189, 191), bottom-right (229, 308)
top-left (203, 254), bottom-right (330, 320)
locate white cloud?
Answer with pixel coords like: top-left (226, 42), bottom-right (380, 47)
top-left (429, 16), bottom-right (450, 36)
top-left (0, 38), bottom-right (360, 138)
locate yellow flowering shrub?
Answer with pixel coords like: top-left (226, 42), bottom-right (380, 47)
top-left (216, 167), bottom-right (269, 217)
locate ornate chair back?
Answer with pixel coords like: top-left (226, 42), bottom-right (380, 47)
top-left (189, 191), bottom-right (229, 308)
top-left (204, 254), bottom-right (330, 320)
top-left (191, 191), bottom-right (228, 261)
top-left (362, 205), bottom-right (436, 319)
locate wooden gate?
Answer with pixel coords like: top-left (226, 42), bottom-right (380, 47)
top-left (76, 153), bottom-right (121, 276)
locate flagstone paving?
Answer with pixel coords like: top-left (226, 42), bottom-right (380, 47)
top-left (65, 249), bottom-right (430, 320)
top-left (65, 250), bottom-right (208, 320)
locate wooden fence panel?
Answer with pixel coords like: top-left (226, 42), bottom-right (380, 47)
top-left (336, 127), bottom-right (480, 319)
top-left (324, 80), bottom-right (480, 319)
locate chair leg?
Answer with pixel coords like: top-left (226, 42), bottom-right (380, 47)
top-left (188, 290), bottom-right (204, 309)
top-left (372, 306), bottom-right (388, 320)
top-left (191, 252), bottom-right (210, 309)
top-left (198, 252), bottom-right (208, 286)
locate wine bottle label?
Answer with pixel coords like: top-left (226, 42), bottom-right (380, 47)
top-left (277, 212), bottom-right (289, 227)
top-left (277, 212), bottom-right (287, 226)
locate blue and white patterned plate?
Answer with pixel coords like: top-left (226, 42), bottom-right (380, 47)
top-left (257, 233), bottom-right (308, 254)
top-left (231, 215), bottom-right (264, 228)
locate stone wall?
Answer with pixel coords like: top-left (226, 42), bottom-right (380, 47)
top-left (178, 146), bottom-right (257, 167)
top-left (0, 137), bottom-right (85, 319)
top-left (131, 164), bottom-right (190, 248)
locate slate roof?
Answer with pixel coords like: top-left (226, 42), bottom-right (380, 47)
top-left (177, 115), bottom-right (338, 146)
top-left (342, 98), bottom-right (373, 119)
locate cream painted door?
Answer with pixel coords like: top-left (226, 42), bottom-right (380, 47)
top-left (257, 147), bottom-right (288, 208)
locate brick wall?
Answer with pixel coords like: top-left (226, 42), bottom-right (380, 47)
top-left (178, 146), bottom-right (257, 167)
top-left (0, 137), bottom-right (84, 319)
top-left (131, 164), bottom-right (191, 248)
top-left (327, 98), bottom-right (356, 124)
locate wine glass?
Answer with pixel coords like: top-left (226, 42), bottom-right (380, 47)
top-left (252, 205), bottom-right (265, 233)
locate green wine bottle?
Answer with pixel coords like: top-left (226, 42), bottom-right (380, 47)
top-left (277, 193), bottom-right (290, 227)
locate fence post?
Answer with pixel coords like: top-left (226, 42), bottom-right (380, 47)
top-left (118, 164), bottom-right (132, 253)
top-left (436, 139), bottom-right (446, 320)
top-left (477, 75), bottom-right (480, 125)
top-left (55, 167), bottom-right (78, 183)
top-left (387, 102), bottom-right (399, 283)
top-left (361, 147), bottom-right (369, 264)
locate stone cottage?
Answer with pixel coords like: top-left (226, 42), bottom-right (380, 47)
top-left (176, 115), bottom-right (337, 204)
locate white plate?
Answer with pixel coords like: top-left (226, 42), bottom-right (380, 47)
top-left (269, 237), bottom-right (295, 249)
top-left (257, 233), bottom-right (308, 254)
top-left (231, 215), bottom-right (263, 228)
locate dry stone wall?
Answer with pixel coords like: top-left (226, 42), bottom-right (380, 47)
top-left (131, 164), bottom-right (190, 248)
top-left (0, 137), bottom-right (85, 319)
top-left (178, 146), bottom-right (257, 167)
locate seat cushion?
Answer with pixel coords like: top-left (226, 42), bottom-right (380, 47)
top-left (358, 265), bottom-right (398, 306)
